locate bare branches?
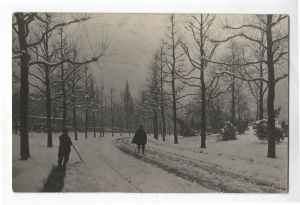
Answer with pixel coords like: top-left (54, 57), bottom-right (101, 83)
top-left (272, 15), bottom-right (288, 26)
top-left (224, 23), bottom-right (265, 32)
top-left (28, 15), bottom-right (91, 48)
top-left (272, 34), bottom-right (288, 45)
top-left (207, 58), bottom-right (263, 67)
top-left (29, 55), bottom-right (102, 67)
top-left (215, 71), bottom-right (268, 83)
top-left (176, 93), bottom-right (199, 101)
top-left (275, 73), bottom-right (288, 84)
top-left (212, 33), bottom-right (266, 48)
top-left (273, 51), bottom-right (288, 64)
top-left (180, 42), bottom-right (201, 69)
top-left (208, 83), bottom-right (232, 100)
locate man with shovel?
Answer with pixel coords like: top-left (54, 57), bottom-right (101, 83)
top-left (58, 128), bottom-right (73, 171)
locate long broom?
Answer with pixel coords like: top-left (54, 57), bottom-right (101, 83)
top-left (72, 144), bottom-right (84, 162)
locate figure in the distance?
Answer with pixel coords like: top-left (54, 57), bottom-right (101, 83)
top-left (132, 125), bottom-right (147, 154)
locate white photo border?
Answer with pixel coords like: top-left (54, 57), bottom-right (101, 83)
top-left (0, 0), bottom-right (299, 204)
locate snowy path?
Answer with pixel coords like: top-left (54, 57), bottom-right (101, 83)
top-left (63, 135), bottom-right (211, 192)
top-left (117, 138), bottom-right (286, 193)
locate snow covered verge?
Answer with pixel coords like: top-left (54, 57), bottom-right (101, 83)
top-left (114, 128), bottom-right (288, 193)
top-left (12, 133), bottom-right (60, 192)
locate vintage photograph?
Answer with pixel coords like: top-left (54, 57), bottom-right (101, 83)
top-left (12, 13), bottom-right (289, 193)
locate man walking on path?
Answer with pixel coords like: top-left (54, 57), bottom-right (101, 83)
top-left (132, 125), bottom-right (147, 154)
top-left (58, 128), bottom-right (72, 171)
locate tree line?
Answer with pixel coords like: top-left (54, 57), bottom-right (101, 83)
top-left (142, 14), bottom-right (288, 158)
top-left (12, 13), bottom-right (288, 159)
top-left (12, 13), bottom-right (108, 160)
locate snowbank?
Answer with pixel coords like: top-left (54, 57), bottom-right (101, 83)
top-left (12, 132), bottom-right (60, 192)
top-left (115, 128), bottom-right (288, 193)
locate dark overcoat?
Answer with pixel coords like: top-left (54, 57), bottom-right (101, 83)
top-left (132, 128), bottom-right (147, 145)
top-left (58, 134), bottom-right (72, 155)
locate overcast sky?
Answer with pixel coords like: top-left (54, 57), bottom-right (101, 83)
top-left (61, 13), bottom-right (288, 119)
top-left (69, 14), bottom-right (171, 97)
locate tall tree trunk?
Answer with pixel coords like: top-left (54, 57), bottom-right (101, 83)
top-left (259, 61), bottom-right (264, 120)
top-left (200, 69), bottom-right (207, 148)
top-left (256, 100), bottom-right (259, 121)
top-left (73, 106), bottom-right (78, 140)
top-left (85, 108), bottom-right (88, 139)
top-left (168, 117), bottom-right (171, 136)
top-left (171, 73), bottom-right (178, 144)
top-left (120, 93), bottom-right (123, 136)
top-left (84, 69), bottom-right (88, 139)
top-left (199, 14), bottom-right (207, 148)
top-left (153, 108), bottom-right (158, 139)
top-left (126, 118), bottom-right (129, 136)
top-left (53, 105), bottom-right (56, 128)
top-left (231, 78), bottom-right (235, 125)
top-left (72, 96), bottom-right (78, 140)
top-left (160, 49), bottom-right (166, 141)
top-left (266, 14), bottom-right (276, 158)
top-left (16, 13), bottom-right (30, 160)
top-left (60, 29), bottom-right (67, 131)
top-left (98, 110), bottom-right (101, 137)
top-left (111, 89), bottom-right (114, 136)
top-left (45, 72), bottom-right (53, 147)
top-left (61, 72), bottom-right (67, 130)
top-left (170, 15), bottom-right (178, 144)
top-left (42, 22), bottom-right (53, 147)
top-left (93, 113), bottom-right (96, 138)
top-left (101, 106), bottom-right (104, 137)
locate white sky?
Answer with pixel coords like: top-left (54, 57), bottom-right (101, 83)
top-left (51, 13), bottom-right (289, 119)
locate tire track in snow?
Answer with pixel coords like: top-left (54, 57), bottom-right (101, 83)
top-left (115, 137), bottom-right (287, 193)
top-left (95, 138), bottom-right (142, 192)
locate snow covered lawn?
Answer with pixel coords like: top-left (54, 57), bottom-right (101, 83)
top-left (115, 127), bottom-right (288, 193)
top-left (62, 133), bottom-right (211, 192)
top-left (12, 128), bottom-right (288, 193)
top-left (12, 132), bottom-right (61, 192)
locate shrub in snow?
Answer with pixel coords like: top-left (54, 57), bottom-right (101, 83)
top-left (254, 119), bottom-right (284, 143)
top-left (220, 122), bottom-right (237, 141)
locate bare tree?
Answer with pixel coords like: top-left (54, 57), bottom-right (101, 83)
top-left (98, 84), bottom-right (105, 137)
top-left (145, 54), bottom-right (160, 139)
top-left (123, 81), bottom-right (134, 136)
top-left (12, 13), bottom-right (108, 158)
top-left (110, 88), bottom-right (114, 136)
top-left (211, 14), bottom-right (288, 158)
top-left (158, 46), bottom-right (167, 141)
top-left (69, 66), bottom-right (82, 140)
top-left (89, 78), bottom-right (97, 138)
top-left (180, 14), bottom-right (230, 148)
top-left (13, 13), bottom-right (36, 159)
top-left (83, 66), bottom-right (91, 139)
top-left (243, 30), bottom-right (268, 120)
top-left (120, 91), bottom-right (123, 136)
top-left (163, 14), bottom-right (187, 144)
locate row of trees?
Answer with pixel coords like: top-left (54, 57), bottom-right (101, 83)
top-left (143, 14), bottom-right (288, 158)
top-left (12, 13), bottom-right (288, 159)
top-left (12, 13), bottom-right (108, 160)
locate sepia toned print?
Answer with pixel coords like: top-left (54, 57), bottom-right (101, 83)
top-left (12, 13), bottom-right (288, 193)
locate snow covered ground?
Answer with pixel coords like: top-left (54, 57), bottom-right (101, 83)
top-left (12, 132), bottom-right (60, 192)
top-left (63, 133), bottom-right (211, 192)
top-left (116, 127), bottom-right (288, 193)
top-left (12, 132), bottom-right (211, 192)
top-left (12, 127), bottom-right (288, 193)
